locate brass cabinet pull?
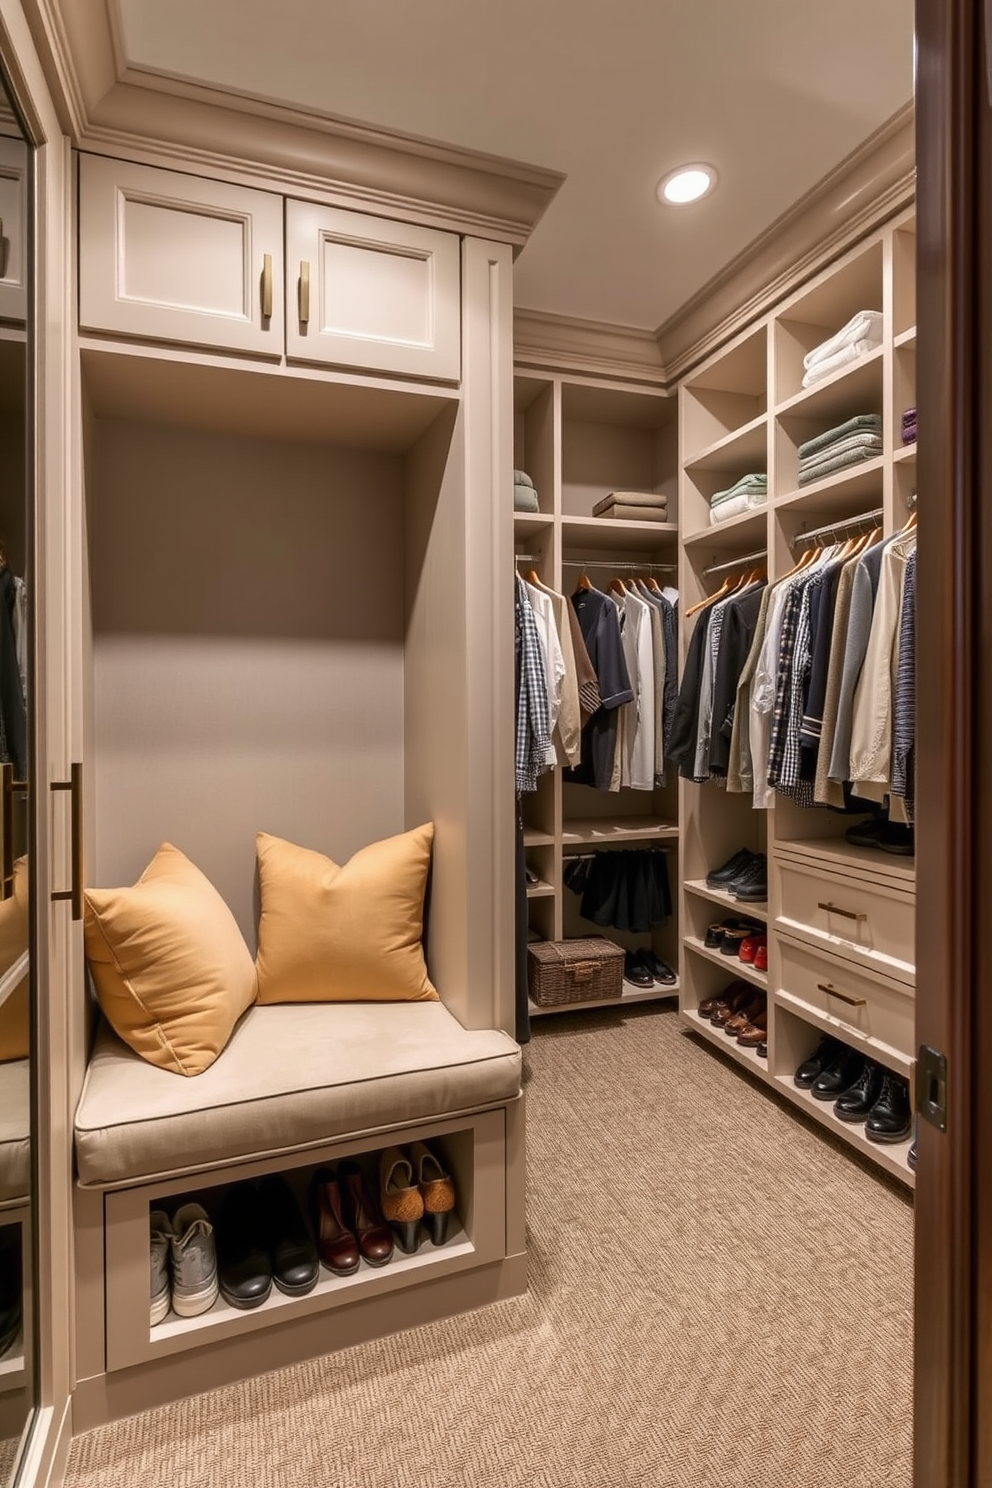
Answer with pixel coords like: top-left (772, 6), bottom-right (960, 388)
top-left (0, 762), bottom-right (25, 902)
top-left (817, 981), bottom-right (867, 1008)
top-left (261, 253), bottom-right (273, 320)
top-left (50, 762), bottom-right (83, 921)
top-left (299, 260), bottom-right (310, 325)
top-left (817, 900), bottom-right (867, 923)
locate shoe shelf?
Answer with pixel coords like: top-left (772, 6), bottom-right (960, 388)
top-left (104, 1110), bottom-right (505, 1371)
top-left (773, 837), bottom-right (915, 885)
top-left (683, 935), bottom-right (768, 989)
top-left (772, 988), bottom-right (914, 1081)
top-left (525, 878), bottom-right (556, 899)
top-left (560, 817), bottom-right (678, 845)
top-left (680, 1008), bottom-right (768, 1073)
top-left (773, 1075), bottom-right (914, 1189)
top-left (528, 977), bottom-right (679, 1019)
top-left (683, 879), bottom-right (768, 918)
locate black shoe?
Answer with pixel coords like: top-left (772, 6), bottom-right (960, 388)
top-left (640, 949), bottom-right (677, 986)
top-left (217, 1181), bottom-right (273, 1310)
top-left (704, 923), bottom-right (726, 949)
top-left (845, 818), bottom-right (915, 855)
top-left (728, 855), bottom-right (768, 902)
top-left (259, 1174), bottom-right (319, 1298)
top-left (865, 1074), bottom-right (913, 1143)
top-left (623, 951), bottom-right (654, 989)
top-left (0, 1226), bottom-right (21, 1360)
top-left (833, 1060), bottom-right (885, 1123)
top-left (756, 1042), bottom-right (767, 1059)
top-left (810, 1045), bottom-right (863, 1101)
top-left (794, 1035), bottom-right (841, 1088)
top-left (706, 849), bottom-right (756, 887)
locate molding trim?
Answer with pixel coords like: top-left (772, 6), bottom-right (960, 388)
top-left (513, 308), bottom-right (665, 386)
top-left (656, 103), bottom-right (916, 383)
top-left (21, 0), bottom-right (565, 245)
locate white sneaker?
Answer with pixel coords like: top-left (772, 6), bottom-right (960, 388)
top-left (170, 1204), bottom-right (218, 1318)
top-left (149, 1210), bottom-right (172, 1326)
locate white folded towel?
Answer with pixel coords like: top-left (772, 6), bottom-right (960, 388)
top-left (709, 490), bottom-right (767, 525)
top-left (801, 337), bottom-right (881, 389)
top-left (803, 311), bottom-right (883, 371)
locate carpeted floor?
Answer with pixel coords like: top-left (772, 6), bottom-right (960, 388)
top-left (64, 1005), bottom-right (913, 1488)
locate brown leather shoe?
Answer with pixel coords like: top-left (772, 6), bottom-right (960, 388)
top-left (724, 995), bottom-right (765, 1036)
top-left (339, 1160), bottom-right (394, 1267)
top-left (737, 1009), bottom-right (768, 1046)
top-left (379, 1147), bottom-right (424, 1254)
top-left (701, 979), bottom-right (752, 1019)
top-left (310, 1167), bottom-right (360, 1276)
top-left (710, 985), bottom-right (754, 1026)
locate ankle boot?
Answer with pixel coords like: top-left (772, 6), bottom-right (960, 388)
top-left (379, 1147), bottom-right (424, 1254)
top-left (409, 1141), bottom-right (456, 1246)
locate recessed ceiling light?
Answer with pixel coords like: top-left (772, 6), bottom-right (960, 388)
top-left (657, 164), bottom-right (717, 206)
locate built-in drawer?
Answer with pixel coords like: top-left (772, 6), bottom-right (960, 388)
top-left (776, 934), bottom-right (915, 1065)
top-left (773, 852), bottom-right (914, 985)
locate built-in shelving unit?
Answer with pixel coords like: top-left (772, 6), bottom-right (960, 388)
top-left (514, 370), bottom-right (681, 1013)
top-left (675, 205), bottom-right (917, 1188)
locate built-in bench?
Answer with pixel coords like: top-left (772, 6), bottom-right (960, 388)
top-left (72, 1002), bottom-right (525, 1397)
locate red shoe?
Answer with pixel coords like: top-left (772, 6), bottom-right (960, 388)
top-left (739, 935), bottom-right (766, 965)
top-left (753, 943), bottom-right (768, 973)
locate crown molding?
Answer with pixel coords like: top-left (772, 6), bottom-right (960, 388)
top-left (513, 308), bottom-right (665, 386)
top-left (21, 0), bottom-right (564, 245)
top-left (656, 102), bottom-right (916, 383)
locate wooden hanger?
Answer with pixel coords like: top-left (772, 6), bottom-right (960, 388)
top-left (645, 576), bottom-right (663, 592)
top-left (609, 576), bottom-right (627, 597)
top-left (523, 569), bottom-right (542, 587)
top-left (575, 569), bottom-right (594, 591)
top-left (684, 576), bottom-right (735, 618)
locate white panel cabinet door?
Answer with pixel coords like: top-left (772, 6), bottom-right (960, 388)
top-left (285, 201), bottom-right (460, 381)
top-left (78, 155), bottom-right (284, 357)
top-left (0, 136), bottom-right (28, 323)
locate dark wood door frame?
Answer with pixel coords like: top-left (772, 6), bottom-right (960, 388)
top-left (915, 0), bottom-right (983, 1481)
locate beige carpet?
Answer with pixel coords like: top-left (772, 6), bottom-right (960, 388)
top-left (64, 1006), bottom-right (913, 1488)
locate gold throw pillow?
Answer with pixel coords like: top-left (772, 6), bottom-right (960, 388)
top-left (84, 843), bottom-right (257, 1077)
top-left (255, 825), bottom-right (438, 1004)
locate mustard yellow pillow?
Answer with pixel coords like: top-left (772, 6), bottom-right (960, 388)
top-left (0, 857), bottom-right (29, 1063)
top-left (84, 843), bottom-right (257, 1077)
top-left (255, 825), bottom-right (438, 1004)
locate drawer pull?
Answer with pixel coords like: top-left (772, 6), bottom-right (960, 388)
top-left (299, 260), bottom-right (311, 326)
top-left (261, 253), bottom-right (273, 320)
top-left (818, 982), bottom-right (867, 1008)
top-left (817, 900), bottom-right (867, 923)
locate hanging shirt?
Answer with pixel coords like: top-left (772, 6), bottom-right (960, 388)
top-left (849, 530), bottom-right (917, 791)
top-left (514, 576), bottom-right (551, 794)
top-left (524, 580), bottom-right (566, 770)
top-left (531, 581), bottom-right (582, 768)
top-left (813, 549), bottom-right (865, 808)
top-left (564, 588), bottom-right (633, 791)
top-left (827, 538), bottom-right (886, 783)
top-left (709, 582), bottom-right (766, 778)
top-left (617, 586), bottom-right (655, 791)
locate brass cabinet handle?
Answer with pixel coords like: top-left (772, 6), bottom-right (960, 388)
top-left (299, 260), bottom-right (310, 325)
top-left (0, 762), bottom-right (25, 902)
top-left (50, 762), bottom-right (83, 921)
top-left (817, 900), bottom-right (867, 923)
top-left (261, 253), bottom-right (273, 320)
top-left (817, 981), bottom-right (867, 1008)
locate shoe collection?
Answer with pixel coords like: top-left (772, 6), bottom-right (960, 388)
top-left (794, 1036), bottom-right (913, 1143)
top-left (705, 849), bottom-right (768, 903)
top-left (623, 948), bottom-right (677, 989)
top-left (845, 815), bottom-right (915, 856)
top-left (149, 1142), bottom-right (457, 1325)
top-left (696, 981), bottom-right (767, 1055)
top-left (704, 918), bottom-right (767, 972)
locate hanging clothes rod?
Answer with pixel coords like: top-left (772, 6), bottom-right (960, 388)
top-left (703, 547), bottom-right (767, 578)
top-left (514, 553), bottom-right (542, 565)
top-left (790, 506), bottom-right (883, 550)
top-left (561, 558), bottom-right (677, 573)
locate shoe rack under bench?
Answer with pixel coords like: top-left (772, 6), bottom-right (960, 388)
top-left (101, 1108), bottom-right (506, 1372)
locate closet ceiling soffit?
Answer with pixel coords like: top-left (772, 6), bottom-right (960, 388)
top-left (21, 0), bottom-right (565, 244)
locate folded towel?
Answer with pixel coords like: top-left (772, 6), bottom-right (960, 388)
top-left (513, 487), bottom-right (540, 513)
top-left (514, 469), bottom-right (534, 488)
top-left (591, 490), bottom-right (668, 516)
top-left (798, 432), bottom-right (883, 475)
top-left (902, 426), bottom-right (917, 447)
top-left (901, 406), bottom-right (917, 425)
top-left (711, 473), bottom-right (767, 507)
top-left (709, 490), bottom-right (767, 524)
top-left (596, 503), bottom-right (671, 523)
top-left (803, 310), bottom-right (883, 370)
top-left (798, 443), bottom-right (883, 486)
top-left (801, 337), bottom-right (881, 389)
top-left (798, 415), bottom-right (882, 462)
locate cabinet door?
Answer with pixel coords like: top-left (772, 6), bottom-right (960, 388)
top-left (78, 155), bottom-right (284, 357)
top-left (285, 201), bottom-right (460, 380)
top-left (0, 136), bottom-right (27, 323)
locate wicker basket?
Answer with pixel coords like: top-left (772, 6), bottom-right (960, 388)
top-left (527, 937), bottom-right (624, 1008)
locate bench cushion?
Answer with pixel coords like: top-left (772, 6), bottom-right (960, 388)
top-left (0, 1059), bottom-right (29, 1203)
top-left (74, 1002), bottom-right (521, 1190)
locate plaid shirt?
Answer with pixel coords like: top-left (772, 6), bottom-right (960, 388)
top-left (766, 580), bottom-right (804, 786)
top-left (515, 576), bottom-right (552, 793)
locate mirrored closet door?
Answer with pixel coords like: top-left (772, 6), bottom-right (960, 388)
top-left (0, 61), bottom-right (34, 1488)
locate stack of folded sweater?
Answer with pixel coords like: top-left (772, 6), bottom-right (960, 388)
top-left (901, 406), bottom-right (917, 446)
top-left (592, 490), bottom-right (669, 522)
top-left (514, 469), bottom-right (540, 513)
top-left (709, 472), bottom-right (767, 525)
top-left (802, 310), bottom-right (883, 389)
top-left (797, 414), bottom-right (883, 486)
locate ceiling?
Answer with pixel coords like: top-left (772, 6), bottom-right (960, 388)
top-left (116, 0), bottom-right (915, 332)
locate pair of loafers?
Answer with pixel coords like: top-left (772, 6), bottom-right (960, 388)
top-left (623, 949), bottom-right (677, 989)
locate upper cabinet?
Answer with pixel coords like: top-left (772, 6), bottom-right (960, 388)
top-left (0, 136), bottom-right (28, 324)
top-left (78, 157), bottom-right (462, 382)
top-left (285, 202), bottom-right (461, 380)
top-left (78, 155), bottom-right (284, 357)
